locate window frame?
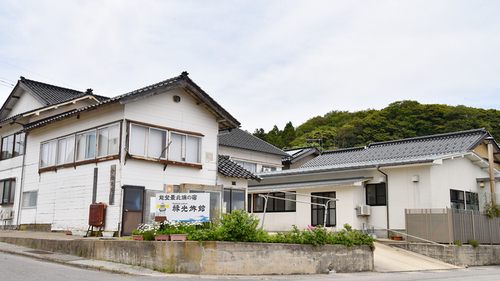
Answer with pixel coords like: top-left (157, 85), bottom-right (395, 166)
top-left (128, 122), bottom-right (203, 166)
top-left (366, 183), bottom-right (387, 206)
top-left (251, 191), bottom-right (296, 213)
top-left (1, 133), bottom-right (25, 160)
top-left (0, 178), bottom-right (16, 205)
top-left (223, 188), bottom-right (246, 213)
top-left (311, 191), bottom-right (336, 227)
top-left (39, 122), bottom-right (121, 171)
top-left (22, 190), bottom-right (38, 208)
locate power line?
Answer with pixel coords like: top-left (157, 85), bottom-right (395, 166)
top-left (0, 76), bottom-right (15, 83)
top-left (0, 59), bottom-right (80, 89)
top-left (0, 80), bottom-right (14, 87)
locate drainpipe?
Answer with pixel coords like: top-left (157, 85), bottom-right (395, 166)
top-left (376, 165), bottom-right (389, 237)
top-left (486, 137), bottom-right (496, 205)
top-left (15, 132), bottom-right (28, 229)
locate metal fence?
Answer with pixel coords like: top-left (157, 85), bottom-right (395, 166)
top-left (406, 208), bottom-right (500, 244)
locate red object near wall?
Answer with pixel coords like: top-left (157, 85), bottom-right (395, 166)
top-left (89, 203), bottom-right (107, 227)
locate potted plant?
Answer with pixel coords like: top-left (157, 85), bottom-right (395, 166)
top-left (154, 227), bottom-right (170, 241)
top-left (132, 229), bottom-right (144, 240)
top-left (169, 221), bottom-right (195, 241)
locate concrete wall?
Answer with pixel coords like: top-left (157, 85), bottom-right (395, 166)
top-left (391, 243), bottom-right (500, 267)
top-left (0, 236), bottom-right (373, 274)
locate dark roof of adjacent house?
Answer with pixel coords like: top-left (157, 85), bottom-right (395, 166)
top-left (14, 72), bottom-right (239, 131)
top-left (0, 77), bottom-right (107, 121)
top-left (20, 77), bottom-right (108, 104)
top-left (218, 155), bottom-right (261, 181)
top-left (258, 128), bottom-right (497, 177)
top-left (283, 145), bottom-right (321, 163)
top-left (218, 128), bottom-right (289, 157)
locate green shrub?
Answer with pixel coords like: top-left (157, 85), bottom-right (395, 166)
top-left (484, 202), bottom-right (500, 219)
top-left (187, 210), bottom-right (376, 250)
top-left (454, 240), bottom-right (463, 246)
top-left (469, 239), bottom-right (480, 247)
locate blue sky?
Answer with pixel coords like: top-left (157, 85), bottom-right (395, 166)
top-left (1, 0), bottom-right (499, 132)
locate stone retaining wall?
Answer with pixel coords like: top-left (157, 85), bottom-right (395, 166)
top-left (0, 236), bottom-right (373, 274)
top-left (390, 243), bottom-right (500, 267)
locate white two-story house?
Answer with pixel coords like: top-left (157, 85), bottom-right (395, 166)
top-left (0, 72), bottom-right (245, 235)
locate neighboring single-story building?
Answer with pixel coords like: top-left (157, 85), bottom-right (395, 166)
top-left (248, 128), bottom-right (500, 237)
top-left (218, 128), bottom-right (289, 211)
top-left (0, 72), bottom-right (259, 235)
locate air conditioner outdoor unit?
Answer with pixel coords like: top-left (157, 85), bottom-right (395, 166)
top-left (356, 205), bottom-right (371, 216)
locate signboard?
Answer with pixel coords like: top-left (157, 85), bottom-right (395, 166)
top-left (155, 193), bottom-right (210, 222)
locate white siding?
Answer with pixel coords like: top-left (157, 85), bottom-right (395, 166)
top-left (8, 90), bottom-right (44, 117)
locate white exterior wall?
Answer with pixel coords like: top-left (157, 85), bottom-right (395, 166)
top-left (21, 103), bottom-right (124, 231)
top-left (0, 123), bottom-right (27, 227)
top-left (251, 157), bottom-right (495, 235)
top-left (219, 146), bottom-right (283, 172)
top-left (430, 157), bottom-right (490, 208)
top-left (8, 90), bottom-right (44, 117)
top-left (122, 89), bottom-right (219, 189)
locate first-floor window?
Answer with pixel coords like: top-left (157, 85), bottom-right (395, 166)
top-left (311, 192), bottom-right (336, 227)
top-left (189, 190), bottom-right (220, 220)
top-left (366, 183), bottom-right (386, 206)
top-left (22, 190), bottom-right (38, 208)
top-left (224, 188), bottom-right (246, 213)
top-left (0, 178), bottom-right (16, 204)
top-left (252, 191), bottom-right (296, 212)
top-left (451, 189), bottom-right (479, 211)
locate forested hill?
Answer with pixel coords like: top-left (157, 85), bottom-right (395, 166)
top-left (252, 100), bottom-right (500, 151)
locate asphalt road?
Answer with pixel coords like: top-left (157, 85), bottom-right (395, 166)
top-left (2, 251), bottom-right (500, 281)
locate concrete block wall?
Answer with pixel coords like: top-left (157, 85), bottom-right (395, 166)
top-left (0, 236), bottom-right (373, 274)
top-left (390, 243), bottom-right (500, 266)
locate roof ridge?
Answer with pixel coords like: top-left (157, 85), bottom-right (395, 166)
top-left (21, 76), bottom-right (84, 94)
top-left (321, 146), bottom-right (366, 154)
top-left (368, 128), bottom-right (488, 147)
top-left (113, 72), bottom-right (186, 100)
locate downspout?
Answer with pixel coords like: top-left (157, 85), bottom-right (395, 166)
top-left (486, 137), bottom-right (496, 205)
top-left (376, 165), bottom-right (389, 237)
top-left (15, 132), bottom-right (28, 229)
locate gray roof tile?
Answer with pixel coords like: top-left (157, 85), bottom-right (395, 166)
top-left (20, 77), bottom-right (89, 105)
top-left (219, 128), bottom-right (289, 157)
top-left (218, 155), bottom-right (261, 181)
top-left (301, 128), bottom-right (490, 169)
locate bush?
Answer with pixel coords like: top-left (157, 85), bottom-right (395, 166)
top-left (454, 240), bottom-right (463, 246)
top-left (188, 210), bottom-right (269, 242)
top-left (188, 212), bottom-right (376, 251)
top-left (469, 239), bottom-right (480, 247)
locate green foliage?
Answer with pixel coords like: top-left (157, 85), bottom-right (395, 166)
top-left (188, 210), bottom-right (269, 242)
top-left (253, 101), bottom-right (500, 150)
top-left (469, 239), bottom-right (480, 247)
top-left (454, 240), bottom-right (463, 246)
top-left (484, 202), bottom-right (500, 219)
top-left (188, 214), bottom-right (376, 251)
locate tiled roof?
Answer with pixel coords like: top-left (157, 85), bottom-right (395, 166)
top-left (20, 77), bottom-right (90, 105)
top-left (257, 128), bottom-right (494, 178)
top-left (218, 155), bottom-right (261, 181)
top-left (219, 128), bottom-right (289, 157)
top-left (301, 128), bottom-right (489, 169)
top-left (283, 145), bottom-right (321, 163)
top-left (21, 72), bottom-right (239, 131)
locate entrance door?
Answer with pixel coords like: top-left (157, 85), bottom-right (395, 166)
top-left (122, 186), bottom-right (144, 236)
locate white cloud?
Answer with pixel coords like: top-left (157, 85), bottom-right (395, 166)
top-left (1, 0), bottom-right (499, 132)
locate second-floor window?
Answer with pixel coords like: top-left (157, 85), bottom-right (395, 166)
top-left (128, 123), bottom-right (202, 164)
top-left (1, 133), bottom-right (25, 160)
top-left (40, 123), bottom-right (120, 168)
top-left (234, 160), bottom-right (256, 173)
